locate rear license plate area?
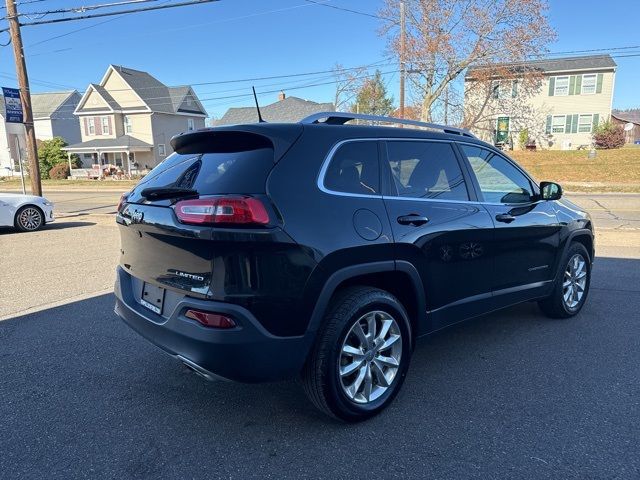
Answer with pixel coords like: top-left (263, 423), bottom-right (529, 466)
top-left (140, 282), bottom-right (165, 315)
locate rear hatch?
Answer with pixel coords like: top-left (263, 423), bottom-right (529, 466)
top-left (117, 126), bottom-right (302, 299)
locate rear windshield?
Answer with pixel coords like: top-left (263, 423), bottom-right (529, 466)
top-left (127, 147), bottom-right (274, 203)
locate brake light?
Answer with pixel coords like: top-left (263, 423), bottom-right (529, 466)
top-left (117, 192), bottom-right (129, 212)
top-left (173, 197), bottom-right (269, 225)
top-left (185, 309), bottom-right (236, 329)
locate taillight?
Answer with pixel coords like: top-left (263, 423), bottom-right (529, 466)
top-left (185, 309), bottom-right (236, 329)
top-left (173, 197), bottom-right (269, 225)
top-left (117, 192), bottom-right (129, 212)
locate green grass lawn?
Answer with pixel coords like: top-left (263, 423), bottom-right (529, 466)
top-left (510, 146), bottom-right (640, 192)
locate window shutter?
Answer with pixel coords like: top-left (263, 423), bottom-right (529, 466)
top-left (596, 73), bottom-right (603, 93)
top-left (569, 76), bottom-right (576, 95)
top-left (546, 115), bottom-right (552, 134)
top-left (572, 114), bottom-right (578, 134)
top-left (575, 75), bottom-right (582, 95)
top-left (83, 118), bottom-right (89, 136)
top-left (593, 113), bottom-right (600, 129)
top-left (511, 80), bottom-right (518, 98)
top-left (94, 116), bottom-right (101, 135)
top-left (548, 77), bottom-right (555, 96)
top-left (565, 114), bottom-right (572, 133)
top-left (107, 116), bottom-right (112, 135)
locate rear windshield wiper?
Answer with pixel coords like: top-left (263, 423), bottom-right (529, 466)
top-left (140, 187), bottom-right (198, 200)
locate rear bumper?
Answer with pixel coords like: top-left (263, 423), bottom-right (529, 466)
top-left (114, 266), bottom-right (312, 383)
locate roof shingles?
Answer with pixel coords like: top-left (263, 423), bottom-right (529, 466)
top-left (216, 96), bottom-right (334, 126)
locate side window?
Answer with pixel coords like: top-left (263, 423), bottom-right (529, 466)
top-left (385, 141), bottom-right (468, 201)
top-left (460, 145), bottom-right (534, 204)
top-left (323, 141), bottom-right (380, 195)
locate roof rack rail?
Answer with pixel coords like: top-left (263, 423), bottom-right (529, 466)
top-left (300, 112), bottom-right (476, 138)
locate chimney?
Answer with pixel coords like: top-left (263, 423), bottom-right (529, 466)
top-left (278, 90), bottom-right (286, 101)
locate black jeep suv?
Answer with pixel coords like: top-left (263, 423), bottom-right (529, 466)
top-left (114, 112), bottom-right (594, 421)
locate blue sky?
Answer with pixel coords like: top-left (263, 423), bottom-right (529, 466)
top-left (2, 0), bottom-right (638, 118)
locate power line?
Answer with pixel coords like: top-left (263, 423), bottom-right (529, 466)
top-left (0, 0), bottom-right (219, 33)
top-left (21, 69), bottom-right (402, 120)
top-left (304, 0), bottom-right (395, 23)
top-left (23, 0), bottom-right (328, 50)
top-left (15, 0), bottom-right (160, 17)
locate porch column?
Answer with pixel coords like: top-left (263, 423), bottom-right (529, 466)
top-left (126, 150), bottom-right (131, 177)
top-left (67, 153), bottom-right (72, 176)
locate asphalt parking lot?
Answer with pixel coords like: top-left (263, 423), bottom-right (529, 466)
top-left (1, 194), bottom-right (639, 479)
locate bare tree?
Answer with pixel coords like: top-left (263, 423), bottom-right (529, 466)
top-left (462, 65), bottom-right (548, 145)
top-left (333, 64), bottom-right (368, 112)
top-left (380, 0), bottom-right (555, 121)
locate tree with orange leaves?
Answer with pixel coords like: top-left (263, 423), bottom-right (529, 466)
top-left (380, 0), bottom-right (555, 123)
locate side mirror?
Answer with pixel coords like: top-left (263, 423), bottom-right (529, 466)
top-left (540, 181), bottom-right (563, 201)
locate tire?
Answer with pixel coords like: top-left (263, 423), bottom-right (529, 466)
top-left (14, 205), bottom-right (44, 232)
top-left (302, 286), bottom-right (412, 422)
top-left (538, 242), bottom-right (591, 318)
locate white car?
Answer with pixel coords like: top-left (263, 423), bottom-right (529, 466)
top-left (0, 193), bottom-right (55, 232)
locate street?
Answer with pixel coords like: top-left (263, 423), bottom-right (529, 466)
top-left (0, 191), bottom-right (639, 479)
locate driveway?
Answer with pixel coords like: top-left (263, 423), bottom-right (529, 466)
top-left (0, 214), bottom-right (639, 478)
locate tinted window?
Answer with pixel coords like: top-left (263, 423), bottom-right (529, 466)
top-left (128, 148), bottom-right (274, 203)
top-left (323, 141), bottom-right (379, 195)
top-left (386, 141), bottom-right (468, 201)
top-left (460, 145), bottom-right (533, 204)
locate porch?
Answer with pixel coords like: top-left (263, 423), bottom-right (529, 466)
top-left (62, 135), bottom-right (154, 178)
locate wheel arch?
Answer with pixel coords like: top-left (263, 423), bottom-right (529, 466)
top-left (306, 261), bottom-right (426, 347)
top-left (14, 203), bottom-right (45, 228)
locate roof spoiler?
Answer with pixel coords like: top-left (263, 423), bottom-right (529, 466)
top-left (170, 124), bottom-right (303, 161)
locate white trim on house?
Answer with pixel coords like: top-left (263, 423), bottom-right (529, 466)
top-left (581, 74), bottom-right (597, 95)
top-left (578, 114), bottom-right (593, 133)
top-left (554, 76), bottom-right (570, 96)
top-left (105, 65), bottom-right (152, 112)
top-left (551, 115), bottom-right (566, 133)
top-left (74, 84), bottom-right (116, 115)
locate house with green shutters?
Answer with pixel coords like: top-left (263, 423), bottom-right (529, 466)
top-left (464, 55), bottom-right (616, 150)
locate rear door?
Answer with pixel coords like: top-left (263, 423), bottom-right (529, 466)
top-left (381, 139), bottom-right (495, 332)
top-left (457, 143), bottom-right (561, 300)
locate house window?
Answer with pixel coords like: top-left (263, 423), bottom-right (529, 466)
top-left (87, 117), bottom-right (95, 135)
top-left (554, 76), bottom-right (569, 96)
top-left (124, 115), bottom-right (132, 134)
top-left (581, 74), bottom-right (597, 95)
top-left (101, 117), bottom-right (110, 135)
top-left (552, 115), bottom-right (566, 133)
top-left (158, 144), bottom-right (166, 157)
top-left (578, 114), bottom-right (594, 133)
top-left (187, 118), bottom-right (195, 131)
top-left (491, 80), bottom-right (517, 99)
top-left (186, 96), bottom-right (193, 106)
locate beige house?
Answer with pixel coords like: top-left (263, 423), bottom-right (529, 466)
top-left (464, 55), bottom-right (617, 150)
top-left (64, 65), bottom-right (207, 173)
top-left (1, 91), bottom-right (81, 175)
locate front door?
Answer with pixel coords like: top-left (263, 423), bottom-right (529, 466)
top-left (457, 143), bottom-right (561, 303)
top-left (382, 140), bottom-right (495, 333)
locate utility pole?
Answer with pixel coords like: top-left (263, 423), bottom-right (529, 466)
top-left (399, 0), bottom-right (406, 119)
top-left (6, 0), bottom-right (42, 196)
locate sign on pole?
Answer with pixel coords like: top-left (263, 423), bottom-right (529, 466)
top-left (2, 87), bottom-right (23, 123)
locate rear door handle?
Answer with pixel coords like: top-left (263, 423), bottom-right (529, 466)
top-left (495, 213), bottom-right (516, 223)
top-left (397, 215), bottom-right (429, 226)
